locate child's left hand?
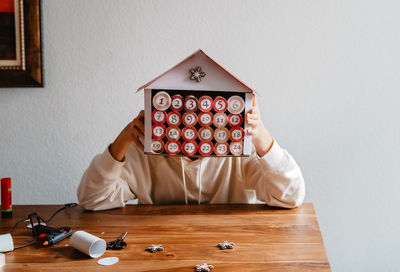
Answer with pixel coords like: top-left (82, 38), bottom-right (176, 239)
top-left (246, 97), bottom-right (274, 157)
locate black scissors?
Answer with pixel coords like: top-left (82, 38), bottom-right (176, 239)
top-left (107, 232), bottom-right (128, 250)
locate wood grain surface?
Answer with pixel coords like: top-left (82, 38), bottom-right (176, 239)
top-left (0, 203), bottom-right (330, 271)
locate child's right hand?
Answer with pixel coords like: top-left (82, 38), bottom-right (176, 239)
top-left (110, 110), bottom-right (144, 161)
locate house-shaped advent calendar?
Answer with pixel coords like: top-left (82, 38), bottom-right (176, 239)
top-left (137, 49), bottom-right (256, 157)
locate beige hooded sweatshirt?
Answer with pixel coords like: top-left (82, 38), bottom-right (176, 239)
top-left (77, 140), bottom-right (305, 210)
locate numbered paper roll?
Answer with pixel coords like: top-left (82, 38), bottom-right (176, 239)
top-left (152, 110), bottom-right (167, 124)
top-left (214, 142), bottom-right (229, 156)
top-left (227, 95), bottom-right (245, 114)
top-left (230, 127), bottom-right (245, 142)
top-left (167, 111), bottom-right (181, 127)
top-left (151, 139), bottom-right (165, 153)
top-left (152, 124), bottom-right (166, 139)
top-left (182, 127), bottom-right (198, 142)
top-left (152, 91), bottom-right (171, 111)
top-left (230, 141), bottom-right (244, 155)
top-left (166, 127), bottom-right (181, 141)
top-left (198, 127), bottom-right (214, 142)
top-left (182, 112), bottom-right (198, 127)
top-left (228, 113), bottom-right (243, 127)
top-left (165, 141), bottom-right (181, 155)
top-left (171, 94), bottom-right (184, 111)
top-left (213, 96), bottom-right (228, 112)
top-left (184, 95), bottom-right (198, 111)
top-left (199, 141), bottom-right (214, 156)
top-left (198, 112), bottom-right (213, 127)
top-left (182, 141), bottom-right (198, 156)
top-left (214, 127), bottom-right (229, 143)
top-left (198, 96), bottom-right (213, 112)
top-left (213, 112), bottom-right (228, 128)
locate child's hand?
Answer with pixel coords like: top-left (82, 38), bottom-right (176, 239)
top-left (246, 97), bottom-right (274, 157)
top-left (110, 110), bottom-right (144, 161)
top-left (121, 110), bottom-right (145, 150)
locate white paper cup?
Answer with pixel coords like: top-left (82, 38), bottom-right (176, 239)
top-left (0, 233), bottom-right (14, 253)
top-left (0, 253), bottom-right (5, 267)
top-left (70, 230), bottom-right (106, 258)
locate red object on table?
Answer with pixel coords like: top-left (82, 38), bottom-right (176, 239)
top-left (1, 177), bottom-right (12, 217)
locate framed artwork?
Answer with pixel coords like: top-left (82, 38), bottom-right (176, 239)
top-left (0, 0), bottom-right (43, 87)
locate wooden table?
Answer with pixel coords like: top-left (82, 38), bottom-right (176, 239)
top-left (0, 203), bottom-right (330, 271)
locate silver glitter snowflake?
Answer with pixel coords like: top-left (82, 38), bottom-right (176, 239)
top-left (217, 241), bottom-right (234, 250)
top-left (194, 263), bottom-right (214, 272)
top-left (190, 66), bottom-right (206, 82)
top-left (145, 244), bottom-right (164, 253)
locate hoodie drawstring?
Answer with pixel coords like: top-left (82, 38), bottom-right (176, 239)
top-left (180, 158), bottom-right (188, 205)
top-left (181, 157), bottom-right (203, 205)
top-left (197, 160), bottom-right (202, 204)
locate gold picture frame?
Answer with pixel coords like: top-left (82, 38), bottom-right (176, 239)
top-left (0, 0), bottom-right (43, 87)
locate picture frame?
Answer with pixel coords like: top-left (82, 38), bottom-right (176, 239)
top-left (0, 0), bottom-right (43, 87)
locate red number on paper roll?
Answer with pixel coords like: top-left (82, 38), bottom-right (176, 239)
top-left (182, 112), bottom-right (198, 127)
top-left (213, 112), bottom-right (228, 128)
top-left (229, 141), bottom-right (243, 155)
top-left (214, 142), bottom-right (229, 156)
top-left (228, 114), bottom-right (243, 127)
top-left (213, 96), bottom-right (228, 112)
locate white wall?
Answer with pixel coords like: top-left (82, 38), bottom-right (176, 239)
top-left (1, 0), bottom-right (399, 271)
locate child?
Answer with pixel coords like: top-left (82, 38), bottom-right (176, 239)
top-left (77, 99), bottom-right (305, 210)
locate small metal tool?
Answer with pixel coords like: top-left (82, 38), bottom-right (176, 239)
top-left (106, 232), bottom-right (128, 250)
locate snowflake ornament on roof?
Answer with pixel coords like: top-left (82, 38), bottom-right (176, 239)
top-left (190, 66), bottom-right (206, 82)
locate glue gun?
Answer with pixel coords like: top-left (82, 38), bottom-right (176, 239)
top-left (34, 225), bottom-right (72, 247)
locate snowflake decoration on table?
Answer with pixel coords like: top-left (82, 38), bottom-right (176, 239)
top-left (189, 66), bottom-right (206, 82)
top-left (217, 241), bottom-right (234, 250)
top-left (194, 263), bottom-right (214, 272)
top-left (145, 244), bottom-right (164, 253)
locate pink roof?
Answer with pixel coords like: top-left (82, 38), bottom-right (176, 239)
top-left (136, 49), bottom-right (256, 94)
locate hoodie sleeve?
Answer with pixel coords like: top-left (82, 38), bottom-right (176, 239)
top-left (77, 146), bottom-right (136, 211)
top-left (243, 140), bottom-right (305, 208)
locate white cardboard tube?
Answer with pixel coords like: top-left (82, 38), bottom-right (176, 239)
top-left (0, 253), bottom-right (5, 267)
top-left (0, 233), bottom-right (14, 253)
top-left (70, 231), bottom-right (106, 258)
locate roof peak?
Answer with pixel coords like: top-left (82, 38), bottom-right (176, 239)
top-left (136, 49), bottom-right (256, 94)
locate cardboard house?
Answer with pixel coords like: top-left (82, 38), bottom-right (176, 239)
top-left (137, 49), bottom-right (256, 157)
